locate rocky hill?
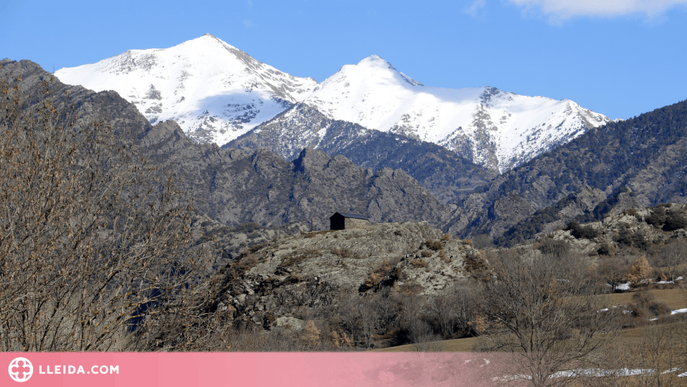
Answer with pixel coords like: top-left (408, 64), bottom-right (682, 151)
top-left (202, 221), bottom-right (488, 329)
top-left (529, 203), bottom-right (687, 258)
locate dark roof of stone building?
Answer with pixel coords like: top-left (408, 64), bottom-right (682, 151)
top-left (330, 212), bottom-right (369, 220)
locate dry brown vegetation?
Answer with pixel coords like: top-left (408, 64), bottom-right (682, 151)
top-left (0, 76), bottom-right (211, 351)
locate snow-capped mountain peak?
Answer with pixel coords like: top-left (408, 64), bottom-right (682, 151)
top-left (56, 36), bottom-right (610, 172)
top-left (321, 55), bottom-right (423, 89)
top-left (55, 34), bottom-right (317, 144)
top-left (354, 55), bottom-right (423, 86)
top-left (304, 58), bottom-right (609, 172)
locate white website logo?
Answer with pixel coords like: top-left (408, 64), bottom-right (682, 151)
top-left (8, 357), bottom-right (33, 383)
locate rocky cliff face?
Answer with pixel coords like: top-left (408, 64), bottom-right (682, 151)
top-left (204, 221), bottom-right (488, 327)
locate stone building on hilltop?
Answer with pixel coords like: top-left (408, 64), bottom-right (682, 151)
top-left (330, 212), bottom-right (370, 230)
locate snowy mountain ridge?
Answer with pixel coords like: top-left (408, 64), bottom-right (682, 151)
top-left (56, 34), bottom-right (610, 172)
top-left (55, 34), bottom-right (317, 145)
top-left (303, 55), bottom-right (609, 171)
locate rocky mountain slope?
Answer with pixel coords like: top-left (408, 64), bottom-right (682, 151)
top-left (225, 103), bottom-right (497, 203)
top-left (142, 121), bottom-right (450, 230)
top-left (4, 59), bottom-right (449, 233)
top-left (533, 203), bottom-right (687, 258)
top-left (55, 34), bottom-right (317, 145)
top-left (444, 99), bottom-right (687, 243)
top-left (55, 35), bottom-right (609, 172)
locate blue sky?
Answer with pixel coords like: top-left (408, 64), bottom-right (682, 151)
top-left (1, 0), bottom-right (686, 120)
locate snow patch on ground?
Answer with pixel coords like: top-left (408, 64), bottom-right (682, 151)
top-left (496, 367), bottom-right (685, 381)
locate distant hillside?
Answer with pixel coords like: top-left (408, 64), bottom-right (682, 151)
top-left (445, 99), bottom-right (687, 242)
top-left (143, 121), bottom-right (450, 230)
top-left (225, 103), bottom-right (497, 203)
top-left (2, 59), bottom-right (449, 232)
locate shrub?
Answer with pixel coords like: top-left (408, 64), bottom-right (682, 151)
top-left (645, 211), bottom-right (665, 227)
top-left (647, 301), bottom-right (672, 317)
top-left (631, 230), bottom-right (650, 249)
top-left (597, 243), bottom-right (613, 256)
top-left (425, 240), bottom-right (443, 251)
top-left (538, 239), bottom-right (570, 258)
top-left (615, 229), bottom-right (633, 246)
top-left (627, 256), bottom-right (653, 286)
top-left (662, 213), bottom-right (687, 231)
top-left (629, 291), bottom-right (671, 318)
top-left (566, 222), bottom-right (600, 239)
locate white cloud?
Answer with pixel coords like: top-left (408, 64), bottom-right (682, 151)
top-left (465, 0), bottom-right (486, 17)
top-left (507, 0), bottom-right (687, 20)
top-left (243, 20), bottom-right (255, 28)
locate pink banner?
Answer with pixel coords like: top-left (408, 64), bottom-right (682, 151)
top-left (2, 352), bottom-right (504, 386)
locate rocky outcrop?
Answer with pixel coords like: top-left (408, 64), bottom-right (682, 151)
top-left (205, 222), bottom-right (488, 327)
top-left (517, 203), bottom-right (687, 258)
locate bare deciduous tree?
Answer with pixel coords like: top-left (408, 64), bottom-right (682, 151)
top-left (425, 281), bottom-right (481, 339)
top-left (0, 75), bottom-right (209, 351)
top-left (597, 257), bottom-right (629, 292)
top-left (657, 240), bottom-right (687, 281)
top-left (475, 253), bottom-right (618, 386)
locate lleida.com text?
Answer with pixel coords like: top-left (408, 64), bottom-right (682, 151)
top-left (39, 364), bottom-right (120, 375)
